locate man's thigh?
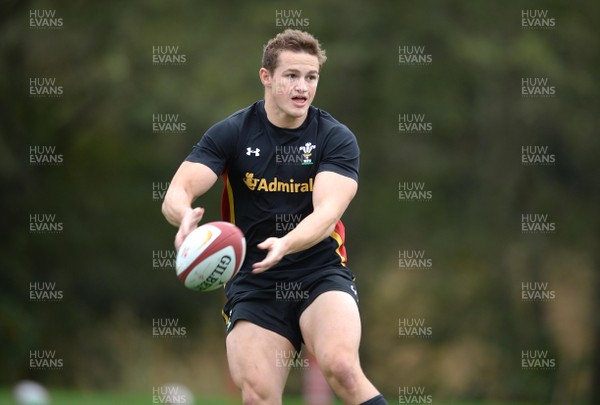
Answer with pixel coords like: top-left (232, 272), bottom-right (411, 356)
top-left (226, 320), bottom-right (294, 395)
top-left (299, 290), bottom-right (362, 360)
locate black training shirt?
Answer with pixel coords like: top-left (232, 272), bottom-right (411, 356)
top-left (185, 100), bottom-right (359, 290)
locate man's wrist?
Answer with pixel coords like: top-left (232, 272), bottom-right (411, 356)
top-left (278, 235), bottom-right (294, 257)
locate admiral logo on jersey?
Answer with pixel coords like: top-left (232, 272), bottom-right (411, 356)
top-left (243, 172), bottom-right (314, 193)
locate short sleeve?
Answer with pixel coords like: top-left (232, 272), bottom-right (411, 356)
top-left (317, 126), bottom-right (360, 182)
top-left (185, 120), bottom-right (238, 176)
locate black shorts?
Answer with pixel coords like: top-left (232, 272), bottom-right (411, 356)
top-left (221, 267), bottom-right (358, 353)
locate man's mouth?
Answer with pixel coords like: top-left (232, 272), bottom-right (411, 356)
top-left (291, 95), bottom-right (308, 106)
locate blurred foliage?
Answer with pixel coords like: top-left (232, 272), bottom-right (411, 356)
top-left (0, 0), bottom-right (598, 403)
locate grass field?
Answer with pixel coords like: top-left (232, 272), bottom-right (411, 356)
top-left (3, 389), bottom-right (242, 405)
top-left (0, 388), bottom-right (549, 405)
top-left (0, 389), bottom-right (338, 405)
top-left (1, 389), bottom-right (335, 405)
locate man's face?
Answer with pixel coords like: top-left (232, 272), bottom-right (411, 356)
top-left (261, 50), bottom-right (320, 127)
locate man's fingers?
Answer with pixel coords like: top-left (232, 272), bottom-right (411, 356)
top-left (183, 208), bottom-right (204, 230)
top-left (252, 238), bottom-right (285, 273)
top-left (175, 207), bottom-right (205, 251)
top-left (175, 232), bottom-right (185, 251)
top-left (256, 238), bottom-right (274, 250)
top-left (252, 256), bottom-right (273, 273)
top-left (191, 207), bottom-right (205, 220)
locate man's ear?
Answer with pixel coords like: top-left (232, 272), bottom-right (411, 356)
top-left (259, 67), bottom-right (272, 87)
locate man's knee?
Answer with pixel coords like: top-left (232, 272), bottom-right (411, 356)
top-left (240, 381), bottom-right (275, 405)
top-left (233, 374), bottom-right (281, 405)
top-left (319, 350), bottom-right (361, 393)
top-left (226, 321), bottom-right (291, 404)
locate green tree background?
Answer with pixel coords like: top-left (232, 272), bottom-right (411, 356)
top-left (1, 0), bottom-right (597, 403)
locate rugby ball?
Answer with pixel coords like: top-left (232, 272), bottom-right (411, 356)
top-left (176, 221), bottom-right (246, 291)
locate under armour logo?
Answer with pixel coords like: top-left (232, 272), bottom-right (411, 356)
top-left (246, 147), bottom-right (260, 156)
top-left (350, 284), bottom-right (358, 296)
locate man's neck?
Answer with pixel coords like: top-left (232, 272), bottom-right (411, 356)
top-left (263, 98), bottom-right (307, 129)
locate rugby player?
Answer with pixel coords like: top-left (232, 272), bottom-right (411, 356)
top-left (162, 29), bottom-right (387, 405)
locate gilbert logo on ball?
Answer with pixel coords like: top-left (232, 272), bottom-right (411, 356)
top-left (176, 221), bottom-right (246, 292)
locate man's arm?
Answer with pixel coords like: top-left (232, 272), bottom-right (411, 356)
top-left (162, 161), bottom-right (219, 249)
top-left (252, 171), bottom-right (358, 273)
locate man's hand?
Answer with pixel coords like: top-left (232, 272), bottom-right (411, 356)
top-left (175, 207), bottom-right (205, 251)
top-left (252, 237), bottom-right (290, 273)
top-left (251, 171), bottom-right (357, 274)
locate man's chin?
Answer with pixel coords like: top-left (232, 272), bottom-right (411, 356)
top-left (288, 104), bottom-right (310, 116)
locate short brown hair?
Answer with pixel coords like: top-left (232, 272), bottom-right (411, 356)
top-left (262, 29), bottom-right (327, 73)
